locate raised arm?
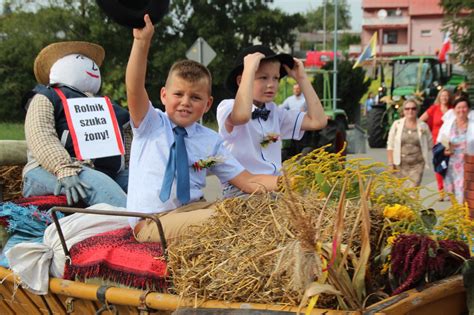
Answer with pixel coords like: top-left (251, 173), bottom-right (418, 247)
top-left (285, 59), bottom-right (327, 130)
top-left (126, 14), bottom-right (155, 128)
top-left (225, 53), bottom-right (265, 133)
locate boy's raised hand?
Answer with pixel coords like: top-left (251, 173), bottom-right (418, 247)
top-left (283, 58), bottom-right (307, 82)
top-left (243, 52), bottom-right (265, 75)
top-left (133, 14), bottom-right (154, 41)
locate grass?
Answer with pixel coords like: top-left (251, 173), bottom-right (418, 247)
top-left (0, 120), bottom-right (218, 140)
top-left (0, 122), bottom-right (25, 140)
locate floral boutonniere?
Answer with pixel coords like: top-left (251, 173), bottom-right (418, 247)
top-left (260, 133), bottom-right (280, 148)
top-left (192, 156), bottom-right (223, 171)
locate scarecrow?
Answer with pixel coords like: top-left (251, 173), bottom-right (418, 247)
top-left (22, 41), bottom-right (130, 207)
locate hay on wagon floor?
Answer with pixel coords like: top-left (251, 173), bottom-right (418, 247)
top-left (0, 165), bottom-right (23, 201)
top-left (168, 188), bottom-right (384, 308)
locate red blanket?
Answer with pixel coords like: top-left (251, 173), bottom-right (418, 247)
top-left (64, 227), bottom-right (169, 291)
top-left (0, 195), bottom-right (68, 228)
top-left (10, 195), bottom-right (68, 210)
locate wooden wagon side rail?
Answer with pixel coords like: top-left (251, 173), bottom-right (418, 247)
top-left (0, 266), bottom-right (467, 314)
top-left (0, 267), bottom-right (362, 314)
top-left (365, 275), bottom-right (466, 315)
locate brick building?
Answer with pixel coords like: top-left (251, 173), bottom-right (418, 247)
top-left (349, 0), bottom-right (451, 58)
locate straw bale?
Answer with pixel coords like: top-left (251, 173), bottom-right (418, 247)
top-left (168, 191), bottom-right (377, 306)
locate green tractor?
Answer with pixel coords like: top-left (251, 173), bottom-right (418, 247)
top-left (367, 56), bottom-right (465, 148)
top-left (281, 69), bottom-right (348, 160)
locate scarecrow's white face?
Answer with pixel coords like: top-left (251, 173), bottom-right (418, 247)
top-left (49, 54), bottom-right (101, 94)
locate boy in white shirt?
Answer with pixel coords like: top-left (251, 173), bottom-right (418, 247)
top-left (217, 45), bottom-right (327, 195)
top-left (126, 15), bottom-right (279, 243)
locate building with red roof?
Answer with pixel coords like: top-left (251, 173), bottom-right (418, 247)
top-left (349, 0), bottom-right (453, 59)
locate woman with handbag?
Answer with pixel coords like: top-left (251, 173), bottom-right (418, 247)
top-left (420, 88), bottom-right (453, 199)
top-left (387, 100), bottom-right (433, 187)
top-left (436, 95), bottom-right (472, 204)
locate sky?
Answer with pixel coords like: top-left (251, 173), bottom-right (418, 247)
top-left (0, 0), bottom-right (363, 31)
top-left (269, 0), bottom-right (363, 31)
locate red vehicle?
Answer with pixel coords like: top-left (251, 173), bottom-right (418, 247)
top-left (304, 50), bottom-right (341, 68)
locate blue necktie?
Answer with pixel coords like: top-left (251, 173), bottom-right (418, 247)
top-left (159, 127), bottom-right (190, 204)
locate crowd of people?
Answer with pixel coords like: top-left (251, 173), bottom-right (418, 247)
top-left (386, 88), bottom-right (472, 204)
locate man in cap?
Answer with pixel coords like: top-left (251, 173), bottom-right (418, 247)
top-left (22, 41), bottom-right (129, 207)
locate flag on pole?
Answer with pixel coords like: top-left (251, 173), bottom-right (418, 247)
top-left (353, 32), bottom-right (377, 69)
top-left (438, 32), bottom-right (451, 63)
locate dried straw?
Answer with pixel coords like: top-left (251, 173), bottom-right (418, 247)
top-left (168, 189), bottom-right (376, 307)
top-left (0, 165), bottom-right (23, 201)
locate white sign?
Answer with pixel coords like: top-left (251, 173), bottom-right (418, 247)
top-left (186, 37), bottom-right (216, 67)
top-left (63, 97), bottom-right (124, 160)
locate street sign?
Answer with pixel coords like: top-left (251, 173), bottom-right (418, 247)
top-left (186, 37), bottom-right (216, 67)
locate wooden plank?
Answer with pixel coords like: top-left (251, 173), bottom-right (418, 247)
top-left (42, 293), bottom-right (67, 315)
top-left (115, 305), bottom-right (140, 314)
top-left (366, 276), bottom-right (466, 315)
top-left (57, 294), bottom-right (97, 315)
top-left (0, 299), bottom-right (15, 315)
top-left (8, 284), bottom-right (42, 315)
top-left (22, 288), bottom-right (52, 314)
top-left (0, 280), bottom-right (31, 314)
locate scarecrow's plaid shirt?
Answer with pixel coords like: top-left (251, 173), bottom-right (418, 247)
top-left (24, 94), bottom-right (132, 179)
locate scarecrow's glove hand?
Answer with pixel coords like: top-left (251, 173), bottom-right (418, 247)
top-left (54, 175), bottom-right (90, 205)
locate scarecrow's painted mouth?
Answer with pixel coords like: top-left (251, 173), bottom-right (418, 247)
top-left (86, 71), bottom-right (99, 78)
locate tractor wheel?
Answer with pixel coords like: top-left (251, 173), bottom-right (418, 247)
top-left (334, 118), bottom-right (347, 156)
top-left (316, 121), bottom-right (337, 152)
top-left (281, 147), bottom-right (292, 162)
top-left (315, 119), bottom-right (346, 155)
top-left (367, 106), bottom-right (387, 148)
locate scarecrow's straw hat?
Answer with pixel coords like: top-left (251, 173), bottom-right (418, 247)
top-left (34, 41), bottom-right (105, 85)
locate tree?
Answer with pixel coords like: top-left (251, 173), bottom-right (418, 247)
top-left (313, 60), bottom-right (371, 124)
top-left (163, 0), bottom-right (304, 121)
top-left (0, 0), bottom-right (141, 121)
top-left (440, 0), bottom-right (474, 64)
top-left (0, 0), bottom-right (302, 122)
top-left (300, 0), bottom-right (351, 33)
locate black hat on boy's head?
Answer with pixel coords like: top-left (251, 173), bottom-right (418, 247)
top-left (96, 0), bottom-right (170, 28)
top-left (225, 45), bottom-right (294, 94)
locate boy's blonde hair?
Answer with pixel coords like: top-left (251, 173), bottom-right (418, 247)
top-left (166, 60), bottom-right (212, 94)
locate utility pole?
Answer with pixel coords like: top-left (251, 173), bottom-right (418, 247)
top-left (332, 0), bottom-right (338, 112)
top-left (323, 0), bottom-right (327, 51)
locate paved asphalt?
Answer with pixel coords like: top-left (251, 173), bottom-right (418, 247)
top-left (202, 140), bottom-right (450, 211)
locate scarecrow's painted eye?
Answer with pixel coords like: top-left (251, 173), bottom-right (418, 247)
top-left (75, 55), bottom-right (85, 60)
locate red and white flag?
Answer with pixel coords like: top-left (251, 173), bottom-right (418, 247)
top-left (438, 32), bottom-right (451, 63)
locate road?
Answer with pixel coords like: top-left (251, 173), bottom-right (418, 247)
top-left (203, 141), bottom-right (450, 211)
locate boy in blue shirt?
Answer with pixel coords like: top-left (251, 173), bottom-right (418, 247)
top-left (126, 15), bottom-right (279, 243)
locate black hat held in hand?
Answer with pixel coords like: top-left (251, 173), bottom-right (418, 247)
top-left (96, 0), bottom-right (170, 28)
top-left (225, 45), bottom-right (294, 94)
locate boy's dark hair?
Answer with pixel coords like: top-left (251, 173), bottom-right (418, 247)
top-left (453, 93), bottom-right (471, 109)
top-left (167, 60), bottom-right (212, 94)
top-left (225, 45), bottom-right (293, 94)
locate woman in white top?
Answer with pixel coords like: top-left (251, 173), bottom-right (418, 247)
top-left (436, 95), bottom-right (473, 203)
top-left (387, 100), bottom-right (432, 187)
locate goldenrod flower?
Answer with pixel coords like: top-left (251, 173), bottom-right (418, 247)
top-left (383, 204), bottom-right (416, 221)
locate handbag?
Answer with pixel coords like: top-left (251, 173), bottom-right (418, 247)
top-left (432, 142), bottom-right (450, 178)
